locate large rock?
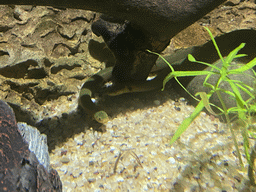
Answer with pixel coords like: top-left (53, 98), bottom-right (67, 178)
top-left (186, 58), bottom-right (255, 119)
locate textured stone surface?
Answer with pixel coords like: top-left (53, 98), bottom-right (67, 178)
top-left (0, 6), bottom-right (103, 126)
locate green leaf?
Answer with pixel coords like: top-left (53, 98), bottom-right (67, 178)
top-left (228, 58), bottom-right (256, 73)
top-left (216, 88), bottom-right (236, 98)
top-left (225, 43), bottom-right (246, 64)
top-left (248, 104), bottom-right (256, 113)
top-left (195, 92), bottom-right (218, 116)
top-left (204, 27), bottom-right (225, 64)
top-left (162, 73), bottom-right (174, 90)
top-left (168, 70), bottom-right (216, 77)
top-left (242, 125), bottom-right (252, 168)
top-left (189, 60), bottom-right (221, 71)
top-left (227, 79), bottom-right (247, 107)
top-left (162, 70), bottom-right (217, 90)
top-left (188, 54), bottom-right (196, 62)
top-left (170, 90), bottom-right (215, 145)
top-left (151, 28), bottom-right (256, 169)
top-left (170, 99), bottom-right (205, 145)
top-left (234, 54), bottom-right (248, 59)
top-left (227, 80), bottom-right (247, 120)
top-left (235, 83), bottom-right (254, 99)
top-left (227, 107), bottom-right (247, 114)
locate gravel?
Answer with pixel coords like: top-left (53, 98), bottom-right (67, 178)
top-left (49, 89), bottom-right (253, 191)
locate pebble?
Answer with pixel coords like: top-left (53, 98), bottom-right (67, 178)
top-left (110, 146), bottom-right (115, 152)
top-left (174, 118), bottom-right (181, 123)
top-left (88, 178), bottom-right (96, 183)
top-left (167, 157), bottom-right (176, 164)
top-left (153, 100), bottom-right (161, 105)
top-left (60, 156), bottom-right (70, 164)
top-left (116, 176), bottom-right (124, 182)
top-left (91, 152), bottom-right (100, 157)
top-left (59, 166), bottom-right (68, 174)
top-left (71, 168), bottom-right (82, 178)
top-left (150, 151), bottom-right (157, 156)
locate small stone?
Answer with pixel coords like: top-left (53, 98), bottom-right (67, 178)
top-left (88, 178), bottom-right (96, 183)
top-left (167, 157), bottom-right (176, 164)
top-left (179, 97), bottom-right (186, 102)
top-left (74, 135), bottom-right (84, 146)
top-left (71, 168), bottom-right (82, 178)
top-left (60, 156), bottom-right (70, 164)
top-left (59, 166), bottom-right (68, 174)
top-left (91, 152), bottom-right (100, 157)
top-left (61, 149), bottom-right (68, 156)
top-left (116, 176), bottom-right (124, 182)
top-left (174, 106), bottom-right (181, 111)
top-left (153, 100), bottom-right (161, 105)
top-left (89, 161), bottom-right (94, 166)
top-left (174, 118), bottom-right (181, 123)
top-left (110, 146), bottom-right (116, 152)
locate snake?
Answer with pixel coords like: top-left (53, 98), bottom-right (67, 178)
top-left (78, 47), bottom-right (195, 123)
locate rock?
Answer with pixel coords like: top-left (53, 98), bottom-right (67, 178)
top-left (0, 6), bottom-right (99, 126)
top-left (186, 58), bottom-right (255, 119)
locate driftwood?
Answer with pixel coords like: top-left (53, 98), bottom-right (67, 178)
top-left (4, 0), bottom-right (225, 40)
top-left (0, 100), bottom-right (62, 191)
top-left (3, 0), bottom-right (226, 82)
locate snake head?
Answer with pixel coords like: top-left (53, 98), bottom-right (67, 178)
top-left (94, 111), bottom-right (109, 124)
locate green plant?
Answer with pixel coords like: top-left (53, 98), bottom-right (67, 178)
top-left (148, 27), bottom-right (256, 183)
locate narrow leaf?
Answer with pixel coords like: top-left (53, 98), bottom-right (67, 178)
top-left (188, 54), bottom-right (196, 62)
top-left (204, 27), bottom-right (225, 64)
top-left (225, 43), bottom-right (246, 64)
top-left (195, 92), bottom-right (218, 116)
top-left (170, 100), bottom-right (205, 145)
top-left (228, 58), bottom-right (256, 73)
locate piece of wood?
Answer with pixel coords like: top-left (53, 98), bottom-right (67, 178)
top-left (4, 0), bottom-right (225, 39)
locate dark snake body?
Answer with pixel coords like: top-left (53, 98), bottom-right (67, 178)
top-left (79, 29), bottom-right (256, 124)
top-left (79, 67), bottom-right (113, 123)
top-left (78, 47), bottom-right (194, 123)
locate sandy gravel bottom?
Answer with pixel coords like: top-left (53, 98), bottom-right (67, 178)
top-left (49, 85), bottom-right (255, 191)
